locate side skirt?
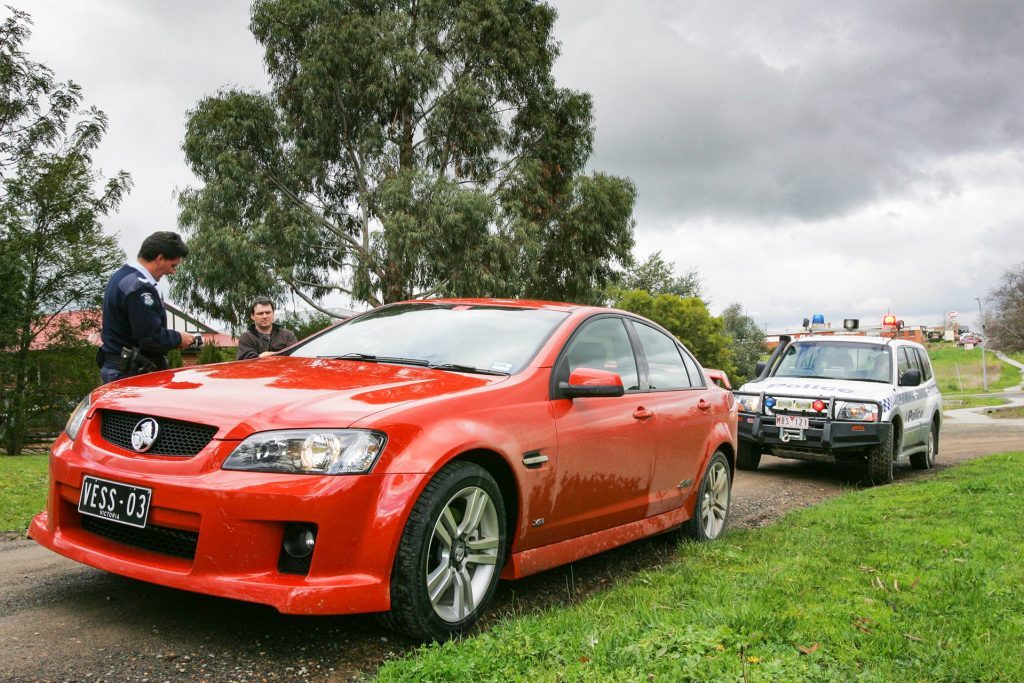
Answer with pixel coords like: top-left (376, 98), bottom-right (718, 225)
top-left (501, 507), bottom-right (687, 580)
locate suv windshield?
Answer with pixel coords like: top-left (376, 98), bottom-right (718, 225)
top-left (773, 341), bottom-right (892, 383)
top-left (290, 303), bottom-right (568, 374)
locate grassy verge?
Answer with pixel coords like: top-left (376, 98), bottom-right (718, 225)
top-left (991, 407), bottom-right (1024, 419)
top-left (378, 452), bottom-right (1024, 682)
top-left (928, 344), bottom-right (1021, 393)
top-left (0, 454), bottom-right (48, 533)
top-left (943, 396), bottom-right (1009, 410)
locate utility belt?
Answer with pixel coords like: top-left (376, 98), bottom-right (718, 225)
top-left (96, 348), bottom-right (160, 376)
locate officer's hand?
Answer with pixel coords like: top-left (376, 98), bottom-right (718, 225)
top-left (179, 332), bottom-right (196, 349)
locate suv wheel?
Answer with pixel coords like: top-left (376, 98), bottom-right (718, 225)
top-left (867, 424), bottom-right (895, 484)
top-left (910, 421), bottom-right (938, 470)
top-left (736, 442), bottom-right (761, 471)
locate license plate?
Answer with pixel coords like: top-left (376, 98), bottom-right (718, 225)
top-left (776, 415), bottom-right (810, 429)
top-left (78, 476), bottom-right (152, 529)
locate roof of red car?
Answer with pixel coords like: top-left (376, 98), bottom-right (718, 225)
top-left (397, 298), bottom-right (589, 313)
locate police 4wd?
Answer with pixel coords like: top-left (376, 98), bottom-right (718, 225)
top-left (734, 335), bottom-right (941, 484)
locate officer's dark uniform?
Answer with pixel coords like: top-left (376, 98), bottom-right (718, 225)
top-left (99, 264), bottom-right (181, 384)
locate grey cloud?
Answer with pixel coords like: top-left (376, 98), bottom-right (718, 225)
top-left (552, 0), bottom-right (1024, 223)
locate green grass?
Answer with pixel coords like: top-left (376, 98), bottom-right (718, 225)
top-left (991, 407), bottom-right (1024, 419)
top-left (378, 452), bottom-right (1024, 682)
top-left (0, 454), bottom-right (48, 532)
top-left (928, 343), bottom-right (1022, 394)
top-left (943, 396), bottom-right (1009, 410)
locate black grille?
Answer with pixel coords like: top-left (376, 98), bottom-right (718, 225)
top-left (100, 410), bottom-right (217, 456)
top-left (81, 515), bottom-right (198, 560)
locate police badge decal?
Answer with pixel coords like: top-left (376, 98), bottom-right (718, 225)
top-left (141, 292), bottom-right (155, 307)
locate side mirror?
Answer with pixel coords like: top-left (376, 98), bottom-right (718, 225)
top-left (899, 368), bottom-right (922, 387)
top-left (755, 361), bottom-right (767, 377)
top-left (559, 367), bottom-right (624, 399)
top-left (704, 368), bottom-right (731, 389)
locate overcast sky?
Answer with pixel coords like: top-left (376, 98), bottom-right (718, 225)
top-left (9, 0), bottom-right (1024, 332)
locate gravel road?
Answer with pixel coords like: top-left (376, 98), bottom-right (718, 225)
top-left (3, 417), bottom-right (1021, 683)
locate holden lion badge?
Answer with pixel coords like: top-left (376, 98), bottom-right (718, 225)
top-left (131, 418), bottom-right (159, 452)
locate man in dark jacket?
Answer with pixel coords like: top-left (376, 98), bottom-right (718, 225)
top-left (99, 231), bottom-right (195, 384)
top-left (236, 297), bottom-right (299, 360)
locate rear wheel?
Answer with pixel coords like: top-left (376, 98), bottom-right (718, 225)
top-left (910, 421), bottom-right (938, 469)
top-left (377, 461), bottom-right (506, 641)
top-left (736, 441), bottom-right (761, 470)
top-left (867, 424), bottom-right (895, 484)
top-left (680, 451), bottom-right (731, 541)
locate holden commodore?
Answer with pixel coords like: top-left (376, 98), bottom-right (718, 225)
top-left (30, 299), bottom-right (737, 641)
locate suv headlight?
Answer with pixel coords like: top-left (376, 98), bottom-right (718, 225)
top-left (64, 394), bottom-right (92, 441)
top-left (834, 401), bottom-right (879, 422)
top-left (222, 429), bottom-right (386, 475)
top-left (734, 393), bottom-right (761, 413)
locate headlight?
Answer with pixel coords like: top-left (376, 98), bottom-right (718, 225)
top-left (222, 429), bottom-right (386, 475)
top-left (64, 394), bottom-right (92, 441)
top-left (835, 401), bottom-right (879, 422)
top-left (734, 393), bottom-right (761, 413)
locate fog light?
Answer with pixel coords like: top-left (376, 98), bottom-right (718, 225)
top-left (282, 524), bottom-right (317, 558)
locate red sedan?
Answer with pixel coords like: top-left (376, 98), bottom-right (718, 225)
top-left (30, 299), bottom-right (737, 641)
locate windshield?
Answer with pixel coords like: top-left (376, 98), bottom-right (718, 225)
top-left (773, 341), bottom-right (892, 383)
top-left (290, 303), bottom-right (568, 374)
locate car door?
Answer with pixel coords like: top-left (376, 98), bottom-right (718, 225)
top-left (629, 320), bottom-right (713, 516)
top-left (896, 345), bottom-right (927, 447)
top-left (544, 316), bottom-right (656, 543)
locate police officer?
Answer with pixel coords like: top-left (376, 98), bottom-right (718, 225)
top-left (98, 231), bottom-right (195, 384)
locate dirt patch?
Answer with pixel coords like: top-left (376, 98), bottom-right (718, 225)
top-left (2, 420), bottom-right (1021, 682)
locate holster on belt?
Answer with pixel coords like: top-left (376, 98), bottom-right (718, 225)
top-left (118, 347), bottom-right (158, 376)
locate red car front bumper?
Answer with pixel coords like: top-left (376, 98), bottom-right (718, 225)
top-left (28, 434), bottom-right (427, 615)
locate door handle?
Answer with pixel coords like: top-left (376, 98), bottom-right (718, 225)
top-left (697, 399), bottom-right (711, 411)
top-left (633, 407), bottom-right (654, 420)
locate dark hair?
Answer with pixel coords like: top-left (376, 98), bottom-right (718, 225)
top-left (138, 231), bottom-right (189, 261)
top-left (250, 296), bottom-right (276, 316)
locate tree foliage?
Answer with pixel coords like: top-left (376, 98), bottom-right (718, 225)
top-left (614, 290), bottom-right (736, 378)
top-left (196, 339), bottom-right (224, 365)
top-left (615, 251), bottom-right (704, 302)
top-left (985, 262), bottom-right (1024, 353)
top-left (0, 9), bottom-right (129, 454)
top-left (277, 310), bottom-right (338, 341)
top-left (174, 0), bottom-right (636, 327)
top-left (719, 302), bottom-right (765, 386)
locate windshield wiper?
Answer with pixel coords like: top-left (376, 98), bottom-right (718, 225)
top-left (321, 352), bottom-right (430, 367)
top-left (429, 363), bottom-right (510, 376)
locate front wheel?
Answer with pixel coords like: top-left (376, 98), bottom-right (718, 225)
top-left (867, 424), bottom-right (895, 484)
top-left (377, 461), bottom-right (507, 641)
top-left (736, 441), bottom-right (761, 470)
top-left (681, 451), bottom-right (732, 541)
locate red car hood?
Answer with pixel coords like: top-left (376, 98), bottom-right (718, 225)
top-left (92, 357), bottom-right (501, 439)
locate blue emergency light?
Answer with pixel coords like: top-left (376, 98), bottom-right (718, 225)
top-left (811, 314), bottom-right (825, 325)
top-left (765, 397), bottom-right (776, 409)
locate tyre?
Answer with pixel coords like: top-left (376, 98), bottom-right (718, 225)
top-left (680, 451), bottom-right (732, 541)
top-left (736, 441), bottom-right (761, 471)
top-left (377, 461), bottom-right (507, 642)
top-left (867, 423), bottom-right (895, 484)
top-left (910, 421), bottom-right (938, 470)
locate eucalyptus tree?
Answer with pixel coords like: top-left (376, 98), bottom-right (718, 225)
top-left (985, 263), bottom-right (1024, 353)
top-left (0, 9), bottom-right (129, 454)
top-left (175, 0), bottom-right (636, 326)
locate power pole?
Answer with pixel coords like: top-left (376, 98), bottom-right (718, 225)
top-left (975, 297), bottom-right (988, 392)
